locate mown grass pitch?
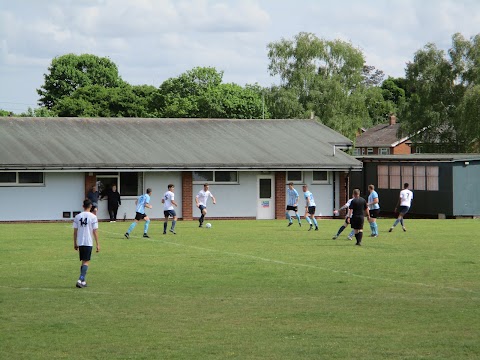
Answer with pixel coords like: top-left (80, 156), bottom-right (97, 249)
top-left (1, 219), bottom-right (479, 359)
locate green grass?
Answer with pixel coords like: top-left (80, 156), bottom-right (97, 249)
top-left (1, 219), bottom-right (479, 359)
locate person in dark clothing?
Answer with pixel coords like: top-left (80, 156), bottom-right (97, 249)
top-left (347, 188), bottom-right (370, 246)
top-left (105, 184), bottom-right (121, 222)
top-left (87, 185), bottom-right (99, 211)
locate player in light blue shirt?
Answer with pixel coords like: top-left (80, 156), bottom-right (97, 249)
top-left (286, 182), bottom-right (302, 227)
top-left (125, 188), bottom-right (153, 239)
top-left (302, 184), bottom-right (318, 231)
top-left (367, 184), bottom-right (380, 237)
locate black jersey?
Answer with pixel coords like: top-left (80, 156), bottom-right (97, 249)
top-left (349, 197), bottom-right (367, 217)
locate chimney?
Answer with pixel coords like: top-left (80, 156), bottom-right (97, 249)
top-left (389, 114), bottom-right (396, 126)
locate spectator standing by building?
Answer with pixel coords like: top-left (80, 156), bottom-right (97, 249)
top-left (105, 184), bottom-right (121, 222)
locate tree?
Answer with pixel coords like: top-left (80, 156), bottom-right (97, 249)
top-left (400, 33), bottom-right (480, 152)
top-left (154, 67), bottom-right (265, 119)
top-left (38, 54), bottom-right (123, 109)
top-left (266, 32), bottom-right (391, 138)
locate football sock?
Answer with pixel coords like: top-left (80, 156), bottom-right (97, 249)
top-left (373, 222), bottom-right (378, 235)
top-left (144, 220), bottom-right (150, 234)
top-left (286, 212), bottom-right (292, 222)
top-left (357, 231), bottom-right (363, 243)
top-left (369, 222), bottom-right (374, 233)
top-left (79, 265), bottom-right (88, 281)
top-left (306, 217), bottom-right (312, 225)
top-left (296, 213), bottom-right (301, 223)
top-left (127, 222), bottom-right (137, 234)
top-left (200, 214), bottom-right (205, 224)
top-left (348, 230), bottom-right (355, 238)
top-left (393, 218), bottom-right (400, 227)
top-left (163, 222), bottom-right (168, 233)
top-left (171, 220), bottom-right (176, 231)
top-left (400, 218), bottom-right (404, 226)
top-left (337, 225), bottom-right (346, 236)
top-left (312, 217), bottom-right (318, 227)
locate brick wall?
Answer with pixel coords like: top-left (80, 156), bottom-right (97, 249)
top-left (339, 172), bottom-right (349, 216)
top-left (182, 172), bottom-right (193, 220)
top-left (275, 172), bottom-right (286, 220)
top-left (85, 173), bottom-right (96, 198)
top-left (393, 143), bottom-right (412, 155)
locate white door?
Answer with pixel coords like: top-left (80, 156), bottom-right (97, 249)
top-left (257, 175), bottom-right (275, 219)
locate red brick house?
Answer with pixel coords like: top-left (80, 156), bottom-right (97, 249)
top-left (353, 115), bottom-right (415, 156)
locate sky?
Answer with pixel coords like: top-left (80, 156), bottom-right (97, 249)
top-left (1, 0), bottom-right (480, 113)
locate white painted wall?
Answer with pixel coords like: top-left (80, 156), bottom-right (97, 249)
top-left (191, 172), bottom-right (259, 218)
top-left (0, 172), bottom-right (84, 221)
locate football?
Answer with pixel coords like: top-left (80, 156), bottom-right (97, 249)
top-left (205, 223), bottom-right (212, 228)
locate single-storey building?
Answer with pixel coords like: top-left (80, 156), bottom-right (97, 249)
top-left (0, 117), bottom-right (362, 222)
top-left (351, 154), bottom-right (480, 218)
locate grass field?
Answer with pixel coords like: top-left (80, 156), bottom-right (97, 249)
top-left (1, 218), bottom-right (479, 359)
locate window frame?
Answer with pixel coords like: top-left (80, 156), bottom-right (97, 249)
top-left (192, 171), bottom-right (239, 184)
top-left (312, 171), bottom-right (330, 184)
top-left (378, 148), bottom-right (390, 155)
top-left (286, 171), bottom-right (303, 184)
top-left (0, 172), bottom-right (45, 186)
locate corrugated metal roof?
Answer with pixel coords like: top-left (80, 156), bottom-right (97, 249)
top-left (0, 117), bottom-right (362, 170)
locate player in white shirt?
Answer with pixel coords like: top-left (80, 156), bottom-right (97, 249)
top-left (302, 184), bottom-right (318, 231)
top-left (195, 183), bottom-right (216, 227)
top-left (162, 184), bottom-right (178, 234)
top-left (332, 196), bottom-right (355, 240)
top-left (73, 199), bottom-right (100, 288)
top-left (389, 183), bottom-right (414, 232)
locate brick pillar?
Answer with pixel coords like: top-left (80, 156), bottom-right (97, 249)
top-left (275, 172), bottom-right (286, 220)
top-left (339, 172), bottom-right (349, 216)
top-left (182, 172), bottom-right (193, 220)
top-left (85, 173), bottom-right (96, 198)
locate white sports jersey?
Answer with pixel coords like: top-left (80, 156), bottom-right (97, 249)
top-left (399, 189), bottom-right (414, 207)
top-left (163, 191), bottom-right (175, 210)
top-left (196, 190), bottom-right (213, 206)
top-left (340, 198), bottom-right (354, 211)
top-left (73, 211), bottom-right (98, 247)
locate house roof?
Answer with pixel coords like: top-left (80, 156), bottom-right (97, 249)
top-left (0, 117), bottom-right (362, 171)
top-left (355, 123), bottom-right (409, 148)
top-left (357, 154), bottom-right (480, 162)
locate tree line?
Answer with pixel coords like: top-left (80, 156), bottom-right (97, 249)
top-left (3, 32), bottom-right (479, 152)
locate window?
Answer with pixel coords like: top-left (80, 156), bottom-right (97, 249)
top-left (401, 166), bottom-right (413, 188)
top-left (379, 148), bottom-right (390, 155)
top-left (378, 165), bottom-right (389, 189)
top-left (414, 166), bottom-right (426, 190)
top-left (353, 148), bottom-right (360, 156)
top-left (312, 171), bottom-right (329, 184)
top-left (0, 172), bottom-right (44, 186)
top-left (287, 171), bottom-right (303, 183)
top-left (193, 171), bottom-right (238, 184)
top-left (377, 165), bottom-right (439, 191)
top-left (120, 172), bottom-right (143, 196)
top-left (426, 166), bottom-right (439, 191)
top-left (390, 166), bottom-right (401, 189)
top-left (367, 148), bottom-right (374, 155)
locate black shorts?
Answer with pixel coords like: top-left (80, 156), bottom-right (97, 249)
top-left (164, 209), bottom-right (176, 218)
top-left (135, 212), bottom-right (147, 221)
top-left (369, 209), bottom-right (380, 218)
top-left (199, 205), bottom-right (207, 212)
top-left (286, 205), bottom-right (298, 212)
top-left (398, 206), bottom-right (410, 215)
top-left (78, 246), bottom-right (92, 261)
top-left (307, 206), bottom-right (316, 215)
top-left (350, 216), bottom-right (364, 230)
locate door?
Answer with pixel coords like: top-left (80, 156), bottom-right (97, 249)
top-left (96, 175), bottom-right (119, 220)
top-left (257, 175), bottom-right (275, 219)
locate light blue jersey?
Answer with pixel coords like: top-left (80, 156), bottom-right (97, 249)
top-left (368, 190), bottom-right (380, 210)
top-left (136, 193), bottom-right (150, 214)
top-left (304, 191), bottom-right (316, 207)
top-left (287, 188), bottom-right (299, 206)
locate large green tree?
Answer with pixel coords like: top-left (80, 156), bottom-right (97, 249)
top-left (266, 32), bottom-right (391, 138)
top-left (154, 67), bottom-right (266, 118)
top-left (400, 33), bottom-right (480, 152)
top-left (38, 54), bottom-right (123, 109)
